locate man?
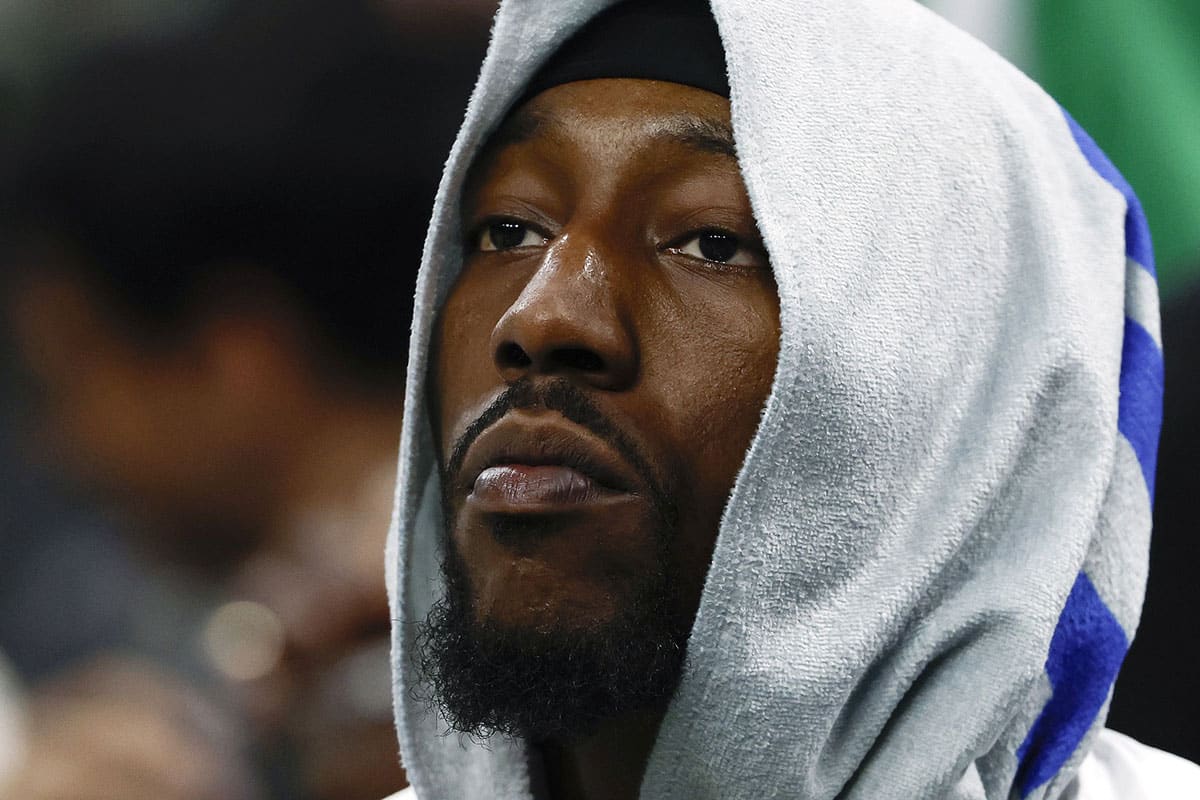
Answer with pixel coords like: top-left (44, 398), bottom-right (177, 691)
top-left (388, 0), bottom-right (1200, 798)
top-left (0, 2), bottom-right (489, 798)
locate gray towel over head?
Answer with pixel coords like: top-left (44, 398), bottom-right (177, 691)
top-left (386, 1), bottom-right (1165, 798)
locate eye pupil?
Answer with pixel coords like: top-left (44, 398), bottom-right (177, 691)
top-left (489, 221), bottom-right (528, 250)
top-left (698, 232), bottom-right (739, 263)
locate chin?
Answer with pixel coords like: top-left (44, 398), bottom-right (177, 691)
top-left (467, 552), bottom-right (638, 633)
top-left (452, 506), bottom-right (662, 630)
top-left (416, 531), bottom-right (688, 741)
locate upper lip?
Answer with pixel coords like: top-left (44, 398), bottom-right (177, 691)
top-left (456, 410), bottom-right (640, 496)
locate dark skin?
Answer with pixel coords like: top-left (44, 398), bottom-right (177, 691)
top-left (431, 79), bottom-right (781, 800)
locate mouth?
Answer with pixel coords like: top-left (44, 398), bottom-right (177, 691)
top-left (458, 410), bottom-right (641, 514)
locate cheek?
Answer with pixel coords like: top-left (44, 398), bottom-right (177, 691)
top-left (432, 273), bottom-right (511, 444)
top-left (658, 285), bottom-right (777, 459)
top-left (643, 281), bottom-right (780, 570)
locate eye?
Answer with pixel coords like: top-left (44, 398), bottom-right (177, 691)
top-left (478, 220), bottom-right (548, 252)
top-left (672, 230), bottom-right (759, 267)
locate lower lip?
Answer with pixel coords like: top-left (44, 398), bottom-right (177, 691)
top-left (470, 464), bottom-right (618, 509)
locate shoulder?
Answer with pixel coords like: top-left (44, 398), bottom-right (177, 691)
top-left (381, 788), bottom-right (416, 800)
top-left (1073, 729), bottom-right (1200, 799)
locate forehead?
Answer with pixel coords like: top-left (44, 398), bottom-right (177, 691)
top-left (477, 78), bottom-right (737, 172)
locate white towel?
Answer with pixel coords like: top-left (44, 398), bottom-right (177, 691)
top-left (387, 1), bottom-right (1171, 797)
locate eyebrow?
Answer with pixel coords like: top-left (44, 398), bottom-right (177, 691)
top-left (485, 108), bottom-right (560, 151)
top-left (490, 107), bottom-right (738, 160)
top-left (646, 115), bottom-right (738, 159)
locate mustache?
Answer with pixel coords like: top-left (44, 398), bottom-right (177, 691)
top-left (443, 377), bottom-right (669, 509)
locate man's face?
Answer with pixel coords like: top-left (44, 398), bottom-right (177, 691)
top-left (427, 78), bottom-right (779, 735)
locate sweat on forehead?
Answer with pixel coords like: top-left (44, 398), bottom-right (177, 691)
top-left (486, 92), bottom-right (738, 161)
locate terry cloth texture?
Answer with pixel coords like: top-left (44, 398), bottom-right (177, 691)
top-left (386, 0), bottom-right (1177, 798)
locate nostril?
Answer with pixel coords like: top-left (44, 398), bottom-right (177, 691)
top-left (496, 341), bottom-right (532, 369)
top-left (552, 347), bottom-right (605, 373)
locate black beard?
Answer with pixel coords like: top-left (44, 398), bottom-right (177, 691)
top-left (413, 535), bottom-right (690, 743)
top-left (419, 376), bottom-right (688, 741)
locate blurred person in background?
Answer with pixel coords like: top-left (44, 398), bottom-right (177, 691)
top-left (0, 1), bottom-right (492, 798)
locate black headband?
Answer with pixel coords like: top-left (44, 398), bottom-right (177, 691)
top-left (522, 0), bottom-right (730, 103)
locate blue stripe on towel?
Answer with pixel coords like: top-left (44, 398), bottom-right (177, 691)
top-left (1012, 104), bottom-right (1161, 796)
top-left (1015, 572), bottom-right (1129, 797)
top-left (1060, 109), bottom-right (1154, 276)
top-left (1117, 317), bottom-right (1165, 499)
top-left (1058, 106), bottom-right (1163, 502)
top-left (1011, 109), bottom-right (1165, 797)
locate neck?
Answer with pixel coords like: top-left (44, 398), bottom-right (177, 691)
top-left (539, 709), bottom-right (664, 800)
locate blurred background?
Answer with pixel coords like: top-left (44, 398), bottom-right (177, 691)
top-left (0, 1), bottom-right (1195, 798)
top-left (0, 1), bottom-right (494, 798)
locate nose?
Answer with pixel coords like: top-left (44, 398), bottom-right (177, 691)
top-left (490, 240), bottom-right (637, 391)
